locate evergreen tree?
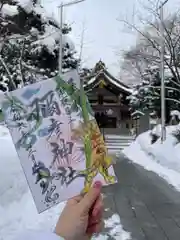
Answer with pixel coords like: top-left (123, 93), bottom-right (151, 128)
top-left (79, 67), bottom-right (93, 84)
top-left (128, 66), bottom-right (180, 124)
top-left (0, 0), bottom-right (78, 92)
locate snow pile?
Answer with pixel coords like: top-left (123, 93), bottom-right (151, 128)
top-left (0, 126), bottom-right (130, 240)
top-left (123, 124), bottom-right (180, 191)
top-left (0, 125), bottom-right (62, 239)
top-left (95, 214), bottom-right (131, 240)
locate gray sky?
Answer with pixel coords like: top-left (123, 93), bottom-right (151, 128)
top-left (44, 0), bottom-right (180, 78)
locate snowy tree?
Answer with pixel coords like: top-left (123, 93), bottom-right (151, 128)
top-left (128, 66), bottom-right (173, 123)
top-left (119, 2), bottom-right (180, 122)
top-left (128, 63), bottom-right (180, 123)
top-left (119, 1), bottom-right (180, 84)
top-left (0, 0), bottom-right (78, 92)
top-left (79, 67), bottom-right (93, 84)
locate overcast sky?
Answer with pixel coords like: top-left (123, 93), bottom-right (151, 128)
top-left (43, 0), bottom-right (180, 78)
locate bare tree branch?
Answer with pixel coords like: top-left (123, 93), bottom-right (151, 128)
top-left (118, 2), bottom-right (180, 86)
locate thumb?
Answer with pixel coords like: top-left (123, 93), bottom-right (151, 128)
top-left (80, 181), bottom-right (102, 214)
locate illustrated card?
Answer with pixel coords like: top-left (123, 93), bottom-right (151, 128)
top-left (0, 70), bottom-right (116, 213)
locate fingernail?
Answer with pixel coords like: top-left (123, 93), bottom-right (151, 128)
top-left (93, 181), bottom-right (102, 189)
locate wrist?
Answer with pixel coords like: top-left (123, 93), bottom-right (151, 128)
top-left (54, 228), bottom-right (72, 240)
top-left (54, 230), bottom-right (91, 240)
top-left (54, 228), bottom-right (65, 239)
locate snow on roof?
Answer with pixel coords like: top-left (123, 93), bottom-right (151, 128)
top-left (1, 4), bottom-right (19, 17)
top-left (149, 111), bottom-right (157, 116)
top-left (105, 74), bottom-right (133, 93)
top-left (170, 110), bottom-right (180, 119)
top-left (84, 70), bottom-right (132, 94)
top-left (171, 110), bottom-right (180, 116)
top-left (131, 110), bottom-right (145, 117)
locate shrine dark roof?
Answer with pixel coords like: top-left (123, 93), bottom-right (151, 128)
top-left (83, 61), bottom-right (132, 95)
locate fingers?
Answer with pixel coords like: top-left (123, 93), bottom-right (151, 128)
top-left (88, 194), bottom-right (103, 229)
top-left (86, 190), bottom-right (104, 236)
top-left (79, 181), bottom-right (102, 214)
top-left (91, 194), bottom-right (103, 217)
top-left (86, 220), bottom-right (104, 234)
top-left (67, 195), bottom-right (83, 206)
top-left (88, 209), bottom-right (103, 226)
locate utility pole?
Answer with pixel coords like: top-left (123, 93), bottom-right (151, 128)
top-left (79, 19), bottom-right (86, 66)
top-left (58, 0), bottom-right (85, 75)
top-left (159, 0), bottom-right (169, 143)
top-left (79, 19), bottom-right (86, 91)
top-left (58, 3), bottom-right (63, 75)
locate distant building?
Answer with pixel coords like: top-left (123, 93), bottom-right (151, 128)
top-left (83, 60), bottom-right (134, 135)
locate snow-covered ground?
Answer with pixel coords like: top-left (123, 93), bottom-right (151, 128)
top-left (123, 124), bottom-right (180, 191)
top-left (0, 125), bottom-right (131, 240)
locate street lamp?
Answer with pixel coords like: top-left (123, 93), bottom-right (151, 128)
top-left (58, 0), bottom-right (85, 74)
top-left (158, 0), bottom-right (169, 143)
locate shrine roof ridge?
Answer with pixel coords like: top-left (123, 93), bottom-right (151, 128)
top-left (83, 68), bottom-right (133, 94)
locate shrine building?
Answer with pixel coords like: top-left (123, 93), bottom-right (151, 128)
top-left (83, 61), bottom-right (135, 135)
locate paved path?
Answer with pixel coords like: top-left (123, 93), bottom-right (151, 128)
top-left (100, 153), bottom-right (180, 240)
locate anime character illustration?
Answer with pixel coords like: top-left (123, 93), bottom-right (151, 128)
top-left (72, 120), bottom-right (116, 193)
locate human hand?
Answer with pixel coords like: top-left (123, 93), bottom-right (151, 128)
top-left (55, 181), bottom-right (104, 240)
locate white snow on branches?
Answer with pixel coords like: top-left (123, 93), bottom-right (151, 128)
top-left (1, 4), bottom-right (18, 17)
top-left (16, 0), bottom-right (34, 13)
top-left (32, 24), bottom-right (75, 55)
